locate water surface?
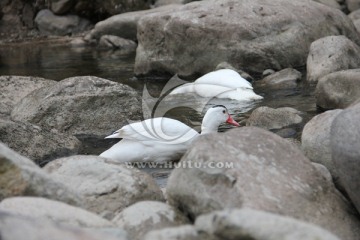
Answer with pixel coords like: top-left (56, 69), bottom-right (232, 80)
top-left (0, 42), bottom-right (318, 187)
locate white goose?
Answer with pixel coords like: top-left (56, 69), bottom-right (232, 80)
top-left (99, 105), bottom-right (239, 163)
top-left (169, 69), bottom-right (263, 101)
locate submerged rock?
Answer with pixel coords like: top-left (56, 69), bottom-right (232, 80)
top-left (166, 127), bottom-right (360, 240)
top-left (135, 0), bottom-right (360, 77)
top-left (112, 201), bottom-right (189, 240)
top-left (11, 76), bottom-right (141, 138)
top-left (43, 155), bottom-right (164, 219)
top-left (316, 69), bottom-right (360, 110)
top-left (307, 35), bottom-right (360, 83)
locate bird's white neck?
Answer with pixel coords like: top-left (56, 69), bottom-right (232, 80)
top-left (201, 118), bottom-right (222, 134)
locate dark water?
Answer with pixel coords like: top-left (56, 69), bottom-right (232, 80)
top-left (0, 41), bottom-right (318, 187)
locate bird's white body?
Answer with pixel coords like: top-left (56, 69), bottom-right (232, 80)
top-left (100, 106), bottom-right (239, 163)
top-left (169, 69), bottom-right (263, 101)
top-left (100, 118), bottom-right (199, 163)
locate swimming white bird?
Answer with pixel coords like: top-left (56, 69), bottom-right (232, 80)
top-left (169, 69), bottom-right (263, 101)
top-left (99, 105), bottom-right (239, 163)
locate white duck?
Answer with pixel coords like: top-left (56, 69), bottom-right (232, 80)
top-left (99, 105), bottom-right (239, 163)
top-left (169, 69), bottom-right (263, 101)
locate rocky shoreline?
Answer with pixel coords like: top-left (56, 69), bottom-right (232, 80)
top-left (2, 0), bottom-right (360, 240)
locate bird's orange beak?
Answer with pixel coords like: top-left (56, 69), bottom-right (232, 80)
top-left (226, 115), bottom-right (240, 127)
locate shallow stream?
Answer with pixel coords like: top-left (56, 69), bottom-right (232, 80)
top-left (0, 41), bottom-right (319, 187)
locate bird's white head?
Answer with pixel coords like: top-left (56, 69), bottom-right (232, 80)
top-left (201, 105), bottom-right (240, 134)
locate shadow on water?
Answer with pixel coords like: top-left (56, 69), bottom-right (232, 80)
top-left (0, 42), bottom-right (318, 187)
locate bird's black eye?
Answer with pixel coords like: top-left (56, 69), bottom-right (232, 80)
top-left (222, 110), bottom-right (226, 114)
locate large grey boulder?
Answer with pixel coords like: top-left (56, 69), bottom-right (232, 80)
top-left (166, 127), bottom-right (360, 240)
top-left (11, 76), bottom-right (141, 138)
top-left (112, 201), bottom-right (189, 240)
top-left (195, 208), bottom-right (341, 240)
top-left (0, 76), bottom-right (56, 119)
top-left (0, 119), bottom-right (80, 166)
top-left (0, 142), bottom-right (81, 206)
top-left (307, 35), bottom-right (360, 83)
top-left (0, 211), bottom-right (125, 240)
top-left (35, 9), bottom-right (92, 36)
top-left (246, 106), bottom-right (303, 130)
top-left (44, 155), bottom-right (164, 219)
top-left (301, 110), bottom-right (343, 186)
top-left (0, 197), bottom-right (113, 228)
top-left (315, 69), bottom-right (360, 109)
top-left (86, 4), bottom-right (181, 42)
top-left (135, 0), bottom-right (360, 77)
top-left (331, 102), bottom-right (360, 213)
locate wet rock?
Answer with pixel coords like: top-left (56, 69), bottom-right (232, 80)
top-left (246, 106), bottom-right (303, 130)
top-left (112, 201), bottom-right (189, 240)
top-left (0, 197), bottom-right (113, 228)
top-left (331, 101), bottom-right (360, 213)
top-left (143, 225), bottom-right (215, 240)
top-left (195, 208), bottom-right (341, 240)
top-left (11, 76), bottom-right (141, 138)
top-left (166, 127), bottom-right (360, 240)
top-left (346, 0), bottom-right (360, 12)
top-left (307, 35), bottom-right (360, 83)
top-left (35, 9), bottom-right (92, 36)
top-left (0, 211), bottom-right (124, 240)
top-left (98, 35), bottom-right (137, 51)
top-left (0, 119), bottom-right (80, 166)
top-left (0, 142), bottom-right (81, 206)
top-left (315, 69), bottom-right (360, 109)
top-left (301, 109), bottom-right (343, 186)
top-left (257, 68), bottom-right (302, 89)
top-left (135, 0), bottom-right (360, 77)
top-left (43, 155), bottom-right (164, 219)
top-left (0, 76), bottom-right (56, 119)
top-left (86, 4), bottom-right (181, 42)
top-left (50, 0), bottom-right (75, 15)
